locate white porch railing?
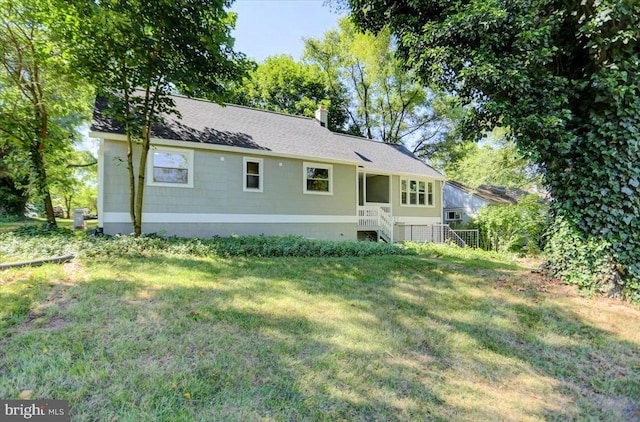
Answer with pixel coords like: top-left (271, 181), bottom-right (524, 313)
top-left (358, 205), bottom-right (393, 242)
top-left (402, 224), bottom-right (477, 248)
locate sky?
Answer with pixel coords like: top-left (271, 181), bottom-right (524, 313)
top-left (230, 0), bottom-right (345, 62)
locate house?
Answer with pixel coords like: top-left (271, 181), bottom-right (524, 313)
top-left (443, 180), bottom-right (528, 225)
top-left (90, 94), bottom-right (444, 241)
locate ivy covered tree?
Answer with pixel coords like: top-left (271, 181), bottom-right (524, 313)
top-left (348, 0), bottom-right (640, 301)
top-left (63, 0), bottom-right (251, 236)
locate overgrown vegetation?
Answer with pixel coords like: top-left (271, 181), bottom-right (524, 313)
top-left (1, 233), bottom-right (638, 420)
top-left (0, 226), bottom-right (412, 262)
top-left (544, 216), bottom-right (635, 301)
top-left (348, 0), bottom-right (640, 302)
top-left (473, 196), bottom-right (549, 255)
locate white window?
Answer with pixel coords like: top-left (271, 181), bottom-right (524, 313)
top-left (147, 147), bottom-right (194, 188)
top-left (446, 210), bottom-right (462, 221)
top-left (401, 178), bottom-right (434, 206)
top-left (243, 157), bottom-right (263, 192)
top-left (303, 162), bottom-right (332, 195)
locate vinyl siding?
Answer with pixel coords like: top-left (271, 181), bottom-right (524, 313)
top-left (101, 139), bottom-right (358, 239)
top-left (391, 175), bottom-right (443, 221)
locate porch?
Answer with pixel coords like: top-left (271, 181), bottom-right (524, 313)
top-left (357, 204), bottom-right (479, 247)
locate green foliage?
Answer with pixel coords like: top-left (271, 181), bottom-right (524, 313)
top-left (228, 55), bottom-right (350, 133)
top-left (474, 196), bottom-right (549, 255)
top-left (50, 149), bottom-right (97, 217)
top-left (403, 241), bottom-right (518, 267)
top-left (304, 17), bottom-right (458, 150)
top-left (0, 228), bottom-right (413, 261)
top-left (0, 0), bottom-right (93, 225)
top-left (544, 216), bottom-right (636, 301)
top-left (442, 129), bottom-right (542, 190)
top-left (60, 0), bottom-right (252, 236)
top-left (348, 0), bottom-right (640, 300)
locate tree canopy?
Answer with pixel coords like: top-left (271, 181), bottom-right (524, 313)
top-left (228, 55), bottom-right (350, 133)
top-left (0, 0), bottom-right (92, 224)
top-left (348, 0), bottom-right (640, 301)
top-left (63, 0), bottom-right (251, 236)
top-left (304, 17), bottom-right (458, 152)
top-left (441, 129), bottom-right (543, 191)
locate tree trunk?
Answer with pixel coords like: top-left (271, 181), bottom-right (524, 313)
top-left (134, 121), bottom-right (151, 237)
top-left (126, 131), bottom-right (138, 235)
top-left (64, 194), bottom-right (73, 219)
top-left (30, 141), bottom-right (56, 226)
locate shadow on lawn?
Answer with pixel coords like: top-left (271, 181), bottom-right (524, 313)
top-left (2, 254), bottom-right (639, 420)
top-left (159, 255), bottom-right (640, 420)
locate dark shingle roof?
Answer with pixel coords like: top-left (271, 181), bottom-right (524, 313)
top-left (91, 94), bottom-right (443, 178)
top-left (446, 180), bottom-right (529, 204)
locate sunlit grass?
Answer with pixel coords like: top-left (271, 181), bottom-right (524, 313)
top-left (1, 249), bottom-right (639, 420)
top-left (0, 217), bottom-right (98, 233)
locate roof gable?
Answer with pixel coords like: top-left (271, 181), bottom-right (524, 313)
top-left (91, 94), bottom-right (443, 178)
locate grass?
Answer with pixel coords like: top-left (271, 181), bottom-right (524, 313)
top-left (0, 217), bottom-right (98, 233)
top-left (1, 241), bottom-right (639, 420)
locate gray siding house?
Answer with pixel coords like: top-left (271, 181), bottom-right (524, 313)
top-left (443, 180), bottom-right (526, 225)
top-left (91, 94), bottom-right (444, 241)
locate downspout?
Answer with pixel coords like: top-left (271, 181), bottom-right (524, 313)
top-left (441, 180), bottom-right (445, 224)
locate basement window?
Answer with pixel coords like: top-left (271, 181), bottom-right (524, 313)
top-left (445, 210), bottom-right (463, 221)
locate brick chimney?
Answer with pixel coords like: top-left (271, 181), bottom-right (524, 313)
top-left (315, 105), bottom-right (328, 128)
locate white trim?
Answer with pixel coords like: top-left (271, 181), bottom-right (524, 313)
top-left (97, 139), bottom-right (105, 228)
top-left (357, 167), bottom-right (445, 181)
top-left (146, 146), bottom-right (194, 188)
top-left (400, 177), bottom-right (435, 208)
top-left (243, 157), bottom-right (263, 192)
top-left (395, 216), bottom-right (442, 225)
top-left (90, 132), bottom-right (362, 168)
top-left (361, 171), bottom-right (392, 206)
top-left (303, 162), bottom-right (333, 195)
top-left (103, 212), bottom-right (357, 224)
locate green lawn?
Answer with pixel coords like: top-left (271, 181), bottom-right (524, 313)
top-left (0, 217), bottom-right (98, 233)
top-left (1, 246), bottom-right (639, 420)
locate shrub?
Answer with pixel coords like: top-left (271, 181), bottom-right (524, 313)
top-left (0, 228), bottom-right (413, 261)
top-left (544, 216), bottom-right (639, 303)
top-left (474, 195), bottom-right (549, 254)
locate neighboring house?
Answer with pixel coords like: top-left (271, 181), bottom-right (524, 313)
top-left (90, 94), bottom-right (444, 241)
top-left (443, 180), bottom-right (528, 225)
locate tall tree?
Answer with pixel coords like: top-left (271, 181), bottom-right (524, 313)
top-left (0, 0), bottom-right (91, 225)
top-left (304, 17), bottom-right (456, 150)
top-left (229, 55), bottom-right (350, 133)
top-left (348, 0), bottom-right (640, 300)
top-left (64, 0), bottom-right (251, 236)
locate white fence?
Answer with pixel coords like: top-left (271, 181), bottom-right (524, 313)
top-left (402, 224), bottom-right (479, 248)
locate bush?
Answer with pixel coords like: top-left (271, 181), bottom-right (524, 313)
top-left (474, 195), bottom-right (549, 254)
top-left (0, 227), bottom-right (414, 261)
top-left (544, 216), bottom-right (639, 303)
